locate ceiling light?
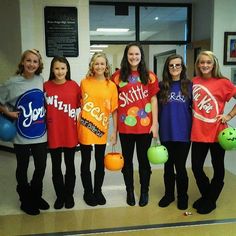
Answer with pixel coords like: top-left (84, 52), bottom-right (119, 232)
top-left (96, 28), bottom-right (129, 33)
top-left (90, 45), bottom-right (108, 48)
top-left (154, 17), bottom-right (159, 20)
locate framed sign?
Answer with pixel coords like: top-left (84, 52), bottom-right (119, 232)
top-left (44, 6), bottom-right (79, 57)
top-left (223, 32), bottom-right (236, 65)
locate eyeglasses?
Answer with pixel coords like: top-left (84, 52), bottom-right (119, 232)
top-left (168, 63), bottom-right (182, 69)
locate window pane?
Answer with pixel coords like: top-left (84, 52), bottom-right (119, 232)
top-left (89, 5), bottom-right (136, 41)
top-left (140, 6), bottom-right (188, 41)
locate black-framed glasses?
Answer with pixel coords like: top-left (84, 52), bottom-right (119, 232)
top-left (168, 63), bottom-right (182, 69)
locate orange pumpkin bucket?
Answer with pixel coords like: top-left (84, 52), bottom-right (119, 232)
top-left (104, 147), bottom-right (124, 171)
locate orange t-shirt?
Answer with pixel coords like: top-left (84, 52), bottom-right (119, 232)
top-left (77, 77), bottom-right (118, 145)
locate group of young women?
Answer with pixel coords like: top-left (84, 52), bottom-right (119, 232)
top-left (0, 43), bottom-right (236, 216)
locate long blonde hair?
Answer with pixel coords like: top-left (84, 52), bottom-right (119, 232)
top-left (16, 49), bottom-right (43, 75)
top-left (195, 50), bottom-right (224, 78)
top-left (86, 52), bottom-right (111, 78)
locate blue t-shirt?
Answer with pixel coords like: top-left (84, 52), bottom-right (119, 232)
top-left (158, 80), bottom-right (192, 142)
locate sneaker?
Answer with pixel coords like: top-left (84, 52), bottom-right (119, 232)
top-left (158, 195), bottom-right (175, 207)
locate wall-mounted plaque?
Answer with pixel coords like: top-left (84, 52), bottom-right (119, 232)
top-left (44, 6), bottom-right (78, 57)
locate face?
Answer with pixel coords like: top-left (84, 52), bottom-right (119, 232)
top-left (127, 46), bottom-right (141, 71)
top-left (168, 58), bottom-right (182, 80)
top-left (198, 55), bottom-right (214, 78)
top-left (22, 52), bottom-right (40, 77)
top-left (52, 61), bottom-right (68, 84)
top-left (93, 56), bottom-right (107, 78)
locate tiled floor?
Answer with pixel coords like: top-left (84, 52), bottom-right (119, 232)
top-left (0, 143), bottom-right (236, 235)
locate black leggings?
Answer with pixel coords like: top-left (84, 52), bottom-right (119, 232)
top-left (14, 142), bottom-right (47, 188)
top-left (80, 144), bottom-right (106, 173)
top-left (191, 142), bottom-right (225, 197)
top-left (50, 147), bottom-right (76, 178)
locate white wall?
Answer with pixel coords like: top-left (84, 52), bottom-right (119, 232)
top-left (19, 0), bottom-right (90, 83)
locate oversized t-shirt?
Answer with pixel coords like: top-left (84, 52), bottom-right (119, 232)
top-left (0, 75), bottom-right (47, 144)
top-left (112, 70), bottom-right (159, 134)
top-left (77, 77), bottom-right (118, 145)
top-left (191, 76), bottom-right (236, 142)
top-left (44, 80), bottom-right (81, 148)
top-left (159, 80), bottom-right (192, 142)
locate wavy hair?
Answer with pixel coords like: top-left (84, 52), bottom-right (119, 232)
top-left (159, 54), bottom-right (191, 104)
top-left (86, 52), bottom-right (111, 79)
top-left (120, 42), bottom-right (149, 85)
top-left (16, 49), bottom-right (43, 75)
top-left (48, 56), bottom-right (71, 81)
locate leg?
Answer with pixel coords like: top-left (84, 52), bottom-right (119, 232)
top-left (14, 144), bottom-right (39, 215)
top-left (30, 142), bottom-right (49, 210)
top-left (64, 147), bottom-right (76, 209)
top-left (191, 142), bottom-right (210, 209)
top-left (158, 142), bottom-right (176, 208)
top-left (197, 143), bottom-right (225, 214)
top-left (174, 142), bottom-right (191, 210)
top-left (50, 148), bottom-right (64, 209)
top-left (136, 133), bottom-right (152, 207)
top-left (119, 133), bottom-right (136, 206)
top-left (80, 144), bottom-right (97, 206)
top-left (94, 144), bottom-right (106, 205)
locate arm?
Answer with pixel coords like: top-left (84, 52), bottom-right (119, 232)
top-left (110, 110), bottom-right (117, 145)
top-left (0, 105), bottom-right (19, 120)
top-left (149, 95), bottom-right (158, 138)
top-left (217, 103), bottom-right (236, 123)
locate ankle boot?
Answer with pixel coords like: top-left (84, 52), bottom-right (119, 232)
top-left (94, 171), bottom-right (106, 205)
top-left (139, 192), bottom-right (149, 207)
top-left (158, 195), bottom-right (175, 207)
top-left (126, 190), bottom-right (135, 206)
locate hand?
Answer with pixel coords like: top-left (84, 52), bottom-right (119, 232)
top-left (110, 131), bottom-right (117, 145)
top-left (216, 114), bottom-right (231, 123)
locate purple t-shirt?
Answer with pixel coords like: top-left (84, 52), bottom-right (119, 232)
top-left (158, 80), bottom-right (192, 142)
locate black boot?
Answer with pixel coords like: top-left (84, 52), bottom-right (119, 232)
top-left (158, 173), bottom-right (175, 207)
top-left (17, 184), bottom-right (40, 215)
top-left (197, 181), bottom-right (224, 214)
top-left (139, 171), bottom-right (151, 207)
top-left (65, 174), bottom-right (76, 209)
top-left (81, 171), bottom-right (97, 206)
top-left (52, 175), bottom-right (65, 209)
top-left (30, 182), bottom-right (50, 211)
top-left (176, 173), bottom-right (189, 210)
top-left (94, 170), bottom-right (106, 205)
top-left (122, 169), bottom-right (135, 206)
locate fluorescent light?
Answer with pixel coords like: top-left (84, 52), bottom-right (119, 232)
top-left (90, 49), bottom-right (103, 52)
top-left (96, 28), bottom-right (129, 33)
top-left (90, 45), bottom-right (108, 48)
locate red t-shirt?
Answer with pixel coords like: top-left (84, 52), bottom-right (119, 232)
top-left (112, 70), bottom-right (159, 134)
top-left (191, 76), bottom-right (236, 142)
top-left (44, 80), bottom-right (81, 148)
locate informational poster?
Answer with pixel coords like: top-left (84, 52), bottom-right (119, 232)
top-left (44, 6), bottom-right (78, 57)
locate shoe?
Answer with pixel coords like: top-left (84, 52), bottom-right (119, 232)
top-left (126, 191), bottom-right (135, 206)
top-left (54, 198), bottom-right (64, 209)
top-left (192, 197), bottom-right (205, 209)
top-left (65, 196), bottom-right (75, 209)
top-left (197, 200), bottom-right (216, 214)
top-left (158, 195), bottom-right (175, 207)
top-left (139, 192), bottom-right (149, 207)
top-left (38, 198), bottom-right (50, 210)
top-left (177, 197), bottom-right (188, 210)
top-left (83, 193), bottom-right (97, 206)
top-left (95, 192), bottom-right (106, 205)
top-left (20, 202), bottom-right (40, 215)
